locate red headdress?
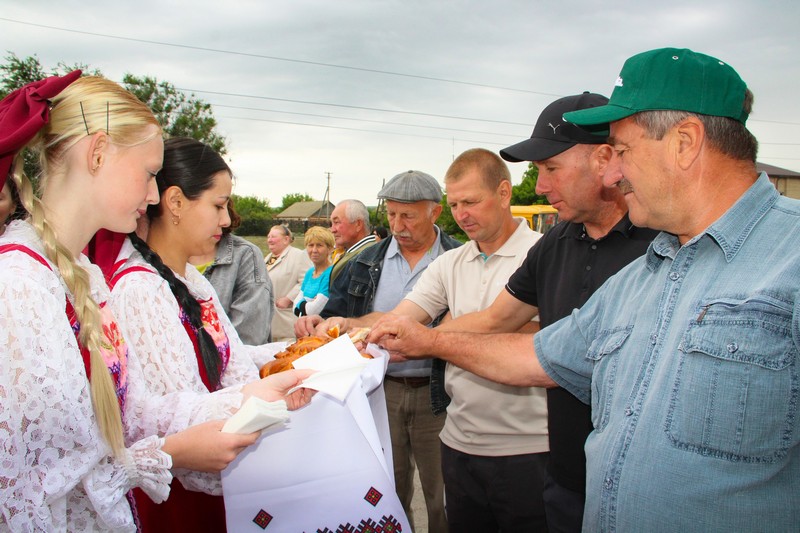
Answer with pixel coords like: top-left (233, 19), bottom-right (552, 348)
top-left (0, 70), bottom-right (82, 188)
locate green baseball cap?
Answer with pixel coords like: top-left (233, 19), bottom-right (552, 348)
top-left (563, 48), bottom-right (749, 126)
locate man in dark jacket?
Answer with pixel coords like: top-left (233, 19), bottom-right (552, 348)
top-left (296, 170), bottom-right (460, 533)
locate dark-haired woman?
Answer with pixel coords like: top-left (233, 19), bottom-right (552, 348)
top-left (107, 137), bottom-right (300, 532)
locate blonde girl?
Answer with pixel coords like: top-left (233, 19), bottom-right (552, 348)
top-left (0, 73), bottom-right (309, 532)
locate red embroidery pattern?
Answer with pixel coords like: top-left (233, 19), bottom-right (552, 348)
top-left (251, 513), bottom-right (402, 532)
top-left (252, 509), bottom-right (273, 529)
top-left (364, 487), bottom-right (383, 507)
top-left (320, 515), bottom-right (402, 533)
top-left (376, 516), bottom-right (402, 533)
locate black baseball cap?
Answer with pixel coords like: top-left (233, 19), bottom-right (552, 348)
top-left (500, 92), bottom-right (610, 163)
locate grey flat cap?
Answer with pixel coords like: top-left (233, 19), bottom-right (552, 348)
top-left (377, 170), bottom-right (442, 203)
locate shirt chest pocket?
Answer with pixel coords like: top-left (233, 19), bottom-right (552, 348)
top-left (586, 326), bottom-right (633, 433)
top-left (668, 296), bottom-right (797, 463)
top-left (348, 280), bottom-right (371, 299)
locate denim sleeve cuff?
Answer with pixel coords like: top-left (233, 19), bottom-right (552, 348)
top-left (534, 331), bottom-right (591, 404)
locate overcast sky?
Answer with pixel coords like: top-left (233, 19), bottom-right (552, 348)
top-left (2, 1), bottom-right (799, 207)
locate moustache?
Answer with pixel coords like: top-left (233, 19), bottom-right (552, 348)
top-left (617, 179), bottom-right (634, 195)
top-left (392, 231), bottom-right (412, 239)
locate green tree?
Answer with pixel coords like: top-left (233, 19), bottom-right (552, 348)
top-left (0, 53), bottom-right (102, 185)
top-left (0, 53), bottom-right (46, 98)
top-left (0, 52), bottom-right (102, 99)
top-left (122, 74), bottom-right (227, 154)
top-left (232, 194), bottom-right (273, 236)
top-left (280, 193), bottom-right (315, 211)
top-left (1, 53), bottom-right (227, 181)
top-left (437, 194), bottom-right (468, 242)
top-left (511, 163), bottom-right (548, 205)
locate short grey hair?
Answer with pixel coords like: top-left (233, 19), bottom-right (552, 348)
top-left (632, 88), bottom-right (757, 162)
top-left (339, 199), bottom-right (370, 225)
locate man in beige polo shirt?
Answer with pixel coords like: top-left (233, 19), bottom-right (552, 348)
top-left (313, 148), bottom-right (548, 531)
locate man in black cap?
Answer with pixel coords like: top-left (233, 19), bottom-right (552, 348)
top-left (296, 170), bottom-right (461, 532)
top-left (408, 93), bottom-right (657, 532)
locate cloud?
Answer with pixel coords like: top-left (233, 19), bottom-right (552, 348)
top-left (2, 0), bottom-right (799, 206)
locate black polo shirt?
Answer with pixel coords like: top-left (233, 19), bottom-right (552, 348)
top-left (505, 215), bottom-right (658, 493)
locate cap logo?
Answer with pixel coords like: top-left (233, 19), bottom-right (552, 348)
top-left (548, 122), bottom-right (561, 134)
top-left (615, 76), bottom-right (624, 87)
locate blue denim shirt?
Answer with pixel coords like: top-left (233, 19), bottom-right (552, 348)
top-left (536, 173), bottom-right (799, 532)
top-left (203, 233), bottom-right (274, 345)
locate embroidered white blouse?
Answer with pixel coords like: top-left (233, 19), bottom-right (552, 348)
top-left (0, 221), bottom-right (171, 532)
top-left (108, 242), bottom-right (285, 495)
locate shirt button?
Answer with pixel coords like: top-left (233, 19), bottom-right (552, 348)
top-left (625, 407), bottom-right (633, 416)
top-left (669, 272), bottom-right (680, 281)
top-left (591, 244), bottom-right (597, 250)
top-left (650, 334), bottom-right (657, 345)
top-left (727, 342), bottom-right (739, 353)
top-left (586, 265), bottom-right (592, 271)
top-left (604, 478), bottom-right (613, 490)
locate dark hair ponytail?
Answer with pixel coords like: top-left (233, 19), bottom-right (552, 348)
top-left (147, 136), bottom-right (232, 219)
top-left (134, 137), bottom-right (233, 389)
top-left (128, 232), bottom-right (222, 389)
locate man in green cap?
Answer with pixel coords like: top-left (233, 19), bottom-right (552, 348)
top-left (367, 47), bottom-right (800, 531)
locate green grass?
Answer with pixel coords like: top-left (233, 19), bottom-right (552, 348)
top-left (243, 235), bottom-right (268, 256)
top-left (242, 234), bottom-right (305, 257)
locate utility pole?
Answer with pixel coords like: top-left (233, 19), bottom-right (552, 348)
top-left (374, 178), bottom-right (386, 226)
top-left (322, 172), bottom-right (332, 221)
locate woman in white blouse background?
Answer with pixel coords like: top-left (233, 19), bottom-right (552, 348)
top-left (265, 224), bottom-right (311, 341)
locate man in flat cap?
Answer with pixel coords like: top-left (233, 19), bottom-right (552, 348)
top-left (307, 149), bottom-right (548, 531)
top-left (369, 48), bottom-right (800, 531)
top-left (297, 169), bottom-right (460, 532)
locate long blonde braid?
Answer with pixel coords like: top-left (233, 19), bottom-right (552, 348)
top-left (18, 76), bottom-right (160, 456)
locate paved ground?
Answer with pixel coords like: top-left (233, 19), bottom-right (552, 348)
top-left (409, 469), bottom-right (428, 532)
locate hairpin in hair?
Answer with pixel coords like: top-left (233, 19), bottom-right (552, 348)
top-left (79, 101), bottom-right (91, 135)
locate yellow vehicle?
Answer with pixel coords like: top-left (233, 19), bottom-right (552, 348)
top-left (510, 205), bottom-right (559, 233)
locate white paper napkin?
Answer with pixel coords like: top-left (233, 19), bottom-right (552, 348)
top-left (222, 396), bottom-right (290, 434)
top-left (287, 334), bottom-right (371, 401)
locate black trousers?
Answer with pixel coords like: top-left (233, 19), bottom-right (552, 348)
top-left (441, 442), bottom-right (549, 533)
top-left (542, 470), bottom-right (585, 533)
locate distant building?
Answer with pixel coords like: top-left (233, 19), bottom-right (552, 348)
top-left (760, 162), bottom-right (800, 199)
top-left (275, 200), bottom-right (336, 231)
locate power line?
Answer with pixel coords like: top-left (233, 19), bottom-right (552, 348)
top-left (217, 114), bottom-right (510, 147)
top-left (211, 103), bottom-right (523, 136)
top-left (4, 16), bottom-right (798, 133)
top-left (0, 17), bottom-right (562, 97)
top-left (179, 87), bottom-right (530, 126)
top-left (219, 111), bottom-right (800, 149)
top-left (4, 17), bottom-right (799, 128)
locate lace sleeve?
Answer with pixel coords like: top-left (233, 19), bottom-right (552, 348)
top-left (111, 272), bottom-right (244, 441)
top-left (0, 267), bottom-right (164, 532)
